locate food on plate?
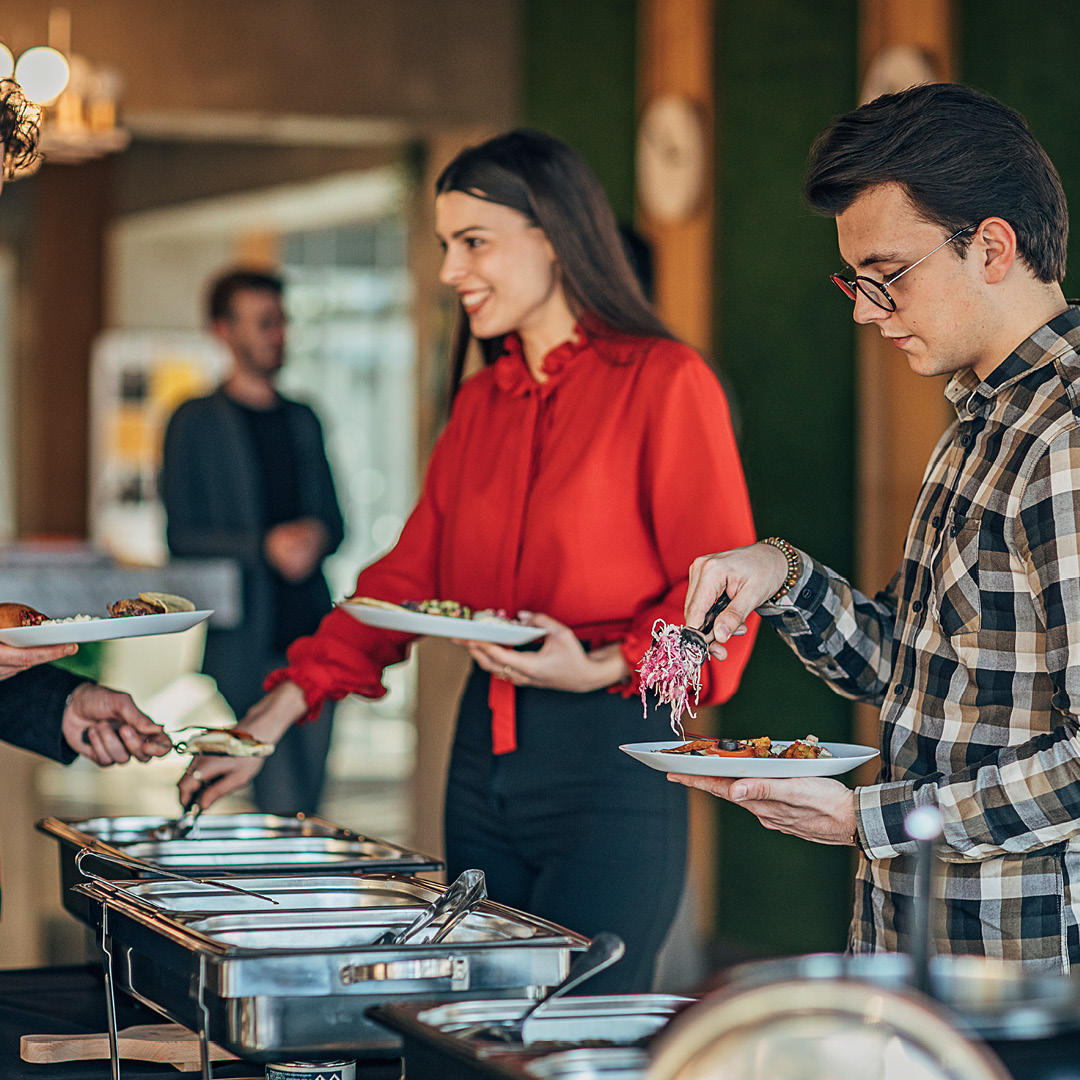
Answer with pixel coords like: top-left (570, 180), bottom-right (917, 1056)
top-left (351, 596), bottom-right (526, 625)
top-left (138, 592), bottom-right (196, 613)
top-left (174, 727), bottom-right (275, 757)
top-left (401, 598), bottom-right (474, 619)
top-left (639, 619), bottom-right (706, 737)
top-left (0, 602), bottom-right (49, 628)
top-left (107, 592), bottom-right (195, 617)
top-left (659, 734), bottom-right (832, 759)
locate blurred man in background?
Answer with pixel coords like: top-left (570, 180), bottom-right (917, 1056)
top-left (161, 269), bottom-right (343, 816)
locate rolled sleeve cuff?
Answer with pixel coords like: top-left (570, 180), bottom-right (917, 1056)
top-left (854, 779), bottom-right (921, 859)
top-left (757, 547), bottom-right (827, 631)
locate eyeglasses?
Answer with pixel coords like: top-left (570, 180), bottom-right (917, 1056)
top-left (830, 225), bottom-right (977, 312)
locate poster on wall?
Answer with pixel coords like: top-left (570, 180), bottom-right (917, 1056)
top-left (89, 329), bottom-right (228, 565)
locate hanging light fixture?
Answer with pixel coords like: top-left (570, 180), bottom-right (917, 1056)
top-left (1, 8), bottom-right (129, 166)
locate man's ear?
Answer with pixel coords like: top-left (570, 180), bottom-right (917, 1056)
top-left (210, 317), bottom-right (231, 343)
top-left (977, 217), bottom-right (1017, 285)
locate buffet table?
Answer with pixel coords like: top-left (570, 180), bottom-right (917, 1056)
top-left (0, 965), bottom-right (401, 1079)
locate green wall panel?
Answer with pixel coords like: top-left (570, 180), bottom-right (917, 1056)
top-left (521, 0), bottom-right (638, 223)
top-left (960, 1), bottom-right (1080, 299)
top-left (713, 0), bottom-right (859, 959)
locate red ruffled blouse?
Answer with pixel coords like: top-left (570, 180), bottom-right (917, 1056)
top-left (267, 324), bottom-right (759, 753)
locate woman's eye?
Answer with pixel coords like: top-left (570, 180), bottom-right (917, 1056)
top-left (465, 236), bottom-right (485, 249)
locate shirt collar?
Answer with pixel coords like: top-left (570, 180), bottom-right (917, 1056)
top-left (494, 323), bottom-right (592, 398)
top-left (945, 304), bottom-right (1080, 417)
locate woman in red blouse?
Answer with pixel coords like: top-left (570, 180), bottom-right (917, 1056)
top-left (181, 130), bottom-right (758, 992)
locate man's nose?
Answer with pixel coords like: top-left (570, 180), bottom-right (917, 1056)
top-left (852, 289), bottom-right (889, 326)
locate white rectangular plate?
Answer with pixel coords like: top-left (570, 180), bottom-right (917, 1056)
top-left (0, 609), bottom-right (213, 646)
top-left (338, 600), bottom-right (546, 646)
top-left (620, 740), bottom-right (879, 778)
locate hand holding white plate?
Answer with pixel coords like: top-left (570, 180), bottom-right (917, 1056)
top-left (338, 599), bottom-right (546, 646)
top-left (0, 610), bottom-right (213, 647)
top-left (620, 740), bottom-right (878, 779)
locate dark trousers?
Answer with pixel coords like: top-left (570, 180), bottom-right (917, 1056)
top-left (444, 665), bottom-right (688, 994)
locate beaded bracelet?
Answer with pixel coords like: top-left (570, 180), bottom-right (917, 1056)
top-left (761, 537), bottom-right (800, 602)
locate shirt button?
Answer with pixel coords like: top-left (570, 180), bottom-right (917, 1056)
top-left (800, 587), bottom-right (813, 600)
top-left (931, 515), bottom-right (941, 528)
top-left (959, 434), bottom-right (971, 447)
top-left (911, 600), bottom-right (923, 613)
top-left (893, 684), bottom-right (904, 696)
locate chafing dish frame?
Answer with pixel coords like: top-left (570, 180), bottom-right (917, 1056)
top-left (38, 812), bottom-right (442, 923)
top-left (76, 871), bottom-right (590, 1079)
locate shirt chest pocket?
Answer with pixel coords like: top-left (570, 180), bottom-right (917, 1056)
top-left (928, 512), bottom-right (982, 639)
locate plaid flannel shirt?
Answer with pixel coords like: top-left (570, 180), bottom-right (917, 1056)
top-left (760, 306), bottom-right (1080, 970)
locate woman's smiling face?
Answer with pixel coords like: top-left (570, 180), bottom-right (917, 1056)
top-left (436, 189), bottom-right (566, 341)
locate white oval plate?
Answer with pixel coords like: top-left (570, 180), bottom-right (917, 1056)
top-left (338, 601), bottom-right (546, 646)
top-left (620, 740), bottom-right (879, 778)
top-left (0, 609), bottom-right (213, 647)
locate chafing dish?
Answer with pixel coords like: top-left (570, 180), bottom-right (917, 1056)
top-left (369, 994), bottom-right (692, 1080)
top-left (75, 871), bottom-right (589, 1069)
top-left (38, 812), bottom-right (441, 922)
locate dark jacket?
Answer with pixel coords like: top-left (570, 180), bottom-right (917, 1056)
top-left (160, 389), bottom-right (344, 715)
top-left (1, 665), bottom-right (83, 763)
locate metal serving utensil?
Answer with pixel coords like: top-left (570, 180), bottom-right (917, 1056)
top-left (372, 868), bottom-right (486, 946)
top-left (456, 931), bottom-right (626, 1042)
top-left (678, 591), bottom-right (732, 661)
top-left (147, 784), bottom-right (207, 841)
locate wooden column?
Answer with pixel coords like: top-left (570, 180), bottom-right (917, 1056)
top-left (638, 0), bottom-right (714, 353)
top-left (637, 0), bottom-right (715, 936)
top-left (18, 159), bottom-right (110, 537)
top-left (853, 0), bottom-right (956, 756)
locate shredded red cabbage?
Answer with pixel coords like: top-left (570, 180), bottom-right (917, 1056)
top-left (639, 619), bottom-right (707, 737)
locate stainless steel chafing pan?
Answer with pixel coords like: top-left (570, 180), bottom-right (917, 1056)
top-left (75, 871), bottom-right (589, 1065)
top-left (369, 995), bottom-right (691, 1080)
top-left (38, 812), bottom-right (441, 923)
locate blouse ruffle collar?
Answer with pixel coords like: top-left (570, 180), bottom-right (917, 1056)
top-left (494, 325), bottom-right (591, 397)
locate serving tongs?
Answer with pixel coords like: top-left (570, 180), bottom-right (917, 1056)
top-left (147, 783), bottom-right (207, 841)
top-left (454, 931), bottom-right (626, 1042)
top-left (678, 591), bottom-right (732, 661)
top-left (73, 846), bottom-right (279, 907)
top-left (372, 868), bottom-right (486, 946)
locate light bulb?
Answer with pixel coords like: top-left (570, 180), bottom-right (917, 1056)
top-left (0, 46), bottom-right (14, 80)
top-left (15, 46), bottom-right (70, 105)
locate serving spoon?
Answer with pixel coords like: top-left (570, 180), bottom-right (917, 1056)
top-left (456, 931), bottom-right (626, 1042)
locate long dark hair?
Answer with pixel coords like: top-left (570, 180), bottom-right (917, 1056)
top-left (0, 79), bottom-right (41, 179)
top-left (436, 129), bottom-right (674, 400)
top-left (805, 83), bottom-right (1068, 283)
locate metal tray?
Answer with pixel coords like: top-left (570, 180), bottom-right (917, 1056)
top-left (369, 994), bottom-right (692, 1080)
top-left (38, 812), bottom-right (442, 922)
top-left (76, 871), bottom-right (589, 1064)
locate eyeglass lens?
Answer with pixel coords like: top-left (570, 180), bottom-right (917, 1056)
top-left (830, 274), bottom-right (893, 311)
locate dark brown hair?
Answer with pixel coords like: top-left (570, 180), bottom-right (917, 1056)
top-left (805, 83), bottom-right (1067, 283)
top-left (207, 268), bottom-right (284, 322)
top-left (0, 79), bottom-right (41, 180)
top-left (436, 129), bottom-right (674, 399)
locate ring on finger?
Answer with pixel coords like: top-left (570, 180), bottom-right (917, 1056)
top-left (503, 665), bottom-right (513, 678)
top-left (191, 768), bottom-right (204, 782)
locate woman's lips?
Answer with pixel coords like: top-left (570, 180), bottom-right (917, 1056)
top-left (460, 289), bottom-right (491, 315)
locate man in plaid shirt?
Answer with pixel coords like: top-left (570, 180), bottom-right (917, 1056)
top-left (678, 83), bottom-right (1080, 969)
